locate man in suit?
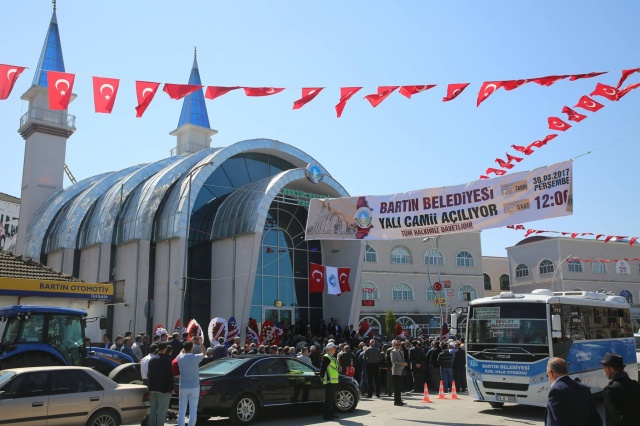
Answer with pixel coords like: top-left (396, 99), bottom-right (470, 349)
top-left (545, 357), bottom-right (602, 426)
top-left (600, 352), bottom-right (640, 426)
top-left (390, 340), bottom-right (407, 406)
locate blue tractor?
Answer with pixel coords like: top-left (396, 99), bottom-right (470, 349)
top-left (0, 305), bottom-right (140, 383)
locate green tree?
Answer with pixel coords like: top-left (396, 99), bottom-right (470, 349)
top-left (385, 309), bottom-right (396, 336)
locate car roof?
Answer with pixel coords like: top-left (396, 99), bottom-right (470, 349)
top-left (3, 366), bottom-right (97, 373)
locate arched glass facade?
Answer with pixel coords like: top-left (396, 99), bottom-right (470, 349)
top-left (250, 200), bottom-right (322, 330)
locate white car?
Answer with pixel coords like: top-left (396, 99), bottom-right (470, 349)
top-left (0, 366), bottom-right (149, 426)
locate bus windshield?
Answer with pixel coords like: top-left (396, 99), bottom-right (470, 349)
top-left (468, 303), bottom-right (548, 346)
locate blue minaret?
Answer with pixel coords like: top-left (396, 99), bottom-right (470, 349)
top-left (16, 2), bottom-right (76, 256)
top-left (170, 48), bottom-right (217, 156)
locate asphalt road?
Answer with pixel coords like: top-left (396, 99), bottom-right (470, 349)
top-left (128, 390), bottom-right (557, 426)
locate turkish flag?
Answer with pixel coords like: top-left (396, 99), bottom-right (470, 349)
top-left (337, 267), bottom-right (351, 294)
top-left (163, 83), bottom-right (202, 100)
top-left (205, 86), bottom-right (240, 100)
top-left (477, 81), bottom-right (503, 106)
top-left (512, 144), bottom-right (535, 155)
top-left (0, 64), bottom-right (26, 100)
top-left (590, 83), bottom-right (619, 101)
top-left (531, 134), bottom-right (558, 148)
top-left (506, 153), bottom-right (523, 163)
top-left (442, 83), bottom-right (469, 102)
top-left (335, 87), bottom-right (362, 118)
top-left (309, 263), bottom-right (325, 293)
top-left (616, 67), bottom-right (640, 88)
top-left (562, 106), bottom-right (587, 122)
top-left (495, 158), bottom-right (515, 169)
top-left (575, 95), bottom-right (604, 112)
top-left (92, 76), bottom-right (120, 113)
top-left (618, 82), bottom-right (640, 99)
top-left (548, 117), bottom-right (572, 131)
top-left (243, 87), bottom-right (285, 96)
top-left (292, 87), bottom-right (323, 110)
top-left (399, 84), bottom-right (436, 98)
top-left (364, 86), bottom-right (399, 107)
top-left (485, 168), bottom-right (506, 176)
top-left (501, 79), bottom-right (529, 91)
top-left (135, 81), bottom-right (160, 118)
top-left (531, 75), bottom-right (568, 87)
top-left (569, 71), bottom-right (607, 81)
top-left (47, 71), bottom-right (75, 110)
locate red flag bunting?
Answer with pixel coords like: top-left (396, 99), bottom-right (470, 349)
top-left (485, 168), bottom-right (506, 176)
top-left (135, 81), bottom-right (160, 118)
top-left (531, 75), bottom-right (568, 87)
top-left (569, 71), bottom-right (607, 81)
top-left (501, 79), bottom-right (529, 91)
top-left (618, 82), bottom-right (640, 99)
top-left (92, 76), bottom-right (119, 114)
top-left (506, 153), bottom-right (523, 163)
top-left (399, 84), bottom-right (436, 98)
top-left (243, 87), bottom-right (285, 97)
top-left (630, 237), bottom-right (639, 246)
top-left (548, 117), bottom-right (571, 131)
top-left (534, 134), bottom-right (558, 147)
top-left (47, 71), bottom-right (75, 110)
top-left (477, 81), bottom-right (503, 106)
top-left (338, 267), bottom-right (351, 294)
top-left (442, 83), bottom-right (469, 102)
top-left (292, 87), bottom-right (323, 110)
top-left (495, 158), bottom-right (515, 169)
top-left (562, 106), bottom-right (587, 122)
top-left (309, 263), bottom-right (325, 293)
top-left (0, 64), bottom-right (26, 100)
top-left (574, 95), bottom-right (604, 112)
top-left (590, 83), bottom-right (619, 101)
top-left (512, 144), bottom-right (535, 155)
top-left (163, 83), bottom-right (202, 100)
top-left (335, 87), bottom-right (362, 118)
top-left (205, 86), bottom-right (241, 100)
top-left (364, 86), bottom-right (399, 108)
top-left (616, 68), bottom-right (640, 88)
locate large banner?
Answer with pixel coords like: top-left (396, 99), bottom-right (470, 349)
top-left (306, 160), bottom-right (573, 240)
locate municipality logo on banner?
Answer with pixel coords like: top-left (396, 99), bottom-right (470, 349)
top-left (305, 160), bottom-right (573, 240)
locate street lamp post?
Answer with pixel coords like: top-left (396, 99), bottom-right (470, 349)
top-left (423, 236), bottom-right (444, 335)
top-left (551, 254), bottom-right (573, 293)
top-left (180, 161), bottom-right (214, 331)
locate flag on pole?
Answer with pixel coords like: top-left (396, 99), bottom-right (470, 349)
top-left (325, 266), bottom-right (341, 295)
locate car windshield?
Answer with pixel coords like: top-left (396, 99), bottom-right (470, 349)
top-left (468, 303), bottom-right (548, 345)
top-left (0, 371), bottom-right (16, 388)
top-left (199, 357), bottom-right (247, 375)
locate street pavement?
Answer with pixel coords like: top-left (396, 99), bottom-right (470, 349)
top-left (127, 390), bottom-right (556, 426)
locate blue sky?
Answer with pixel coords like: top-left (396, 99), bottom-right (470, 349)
top-left (1, 0), bottom-right (639, 257)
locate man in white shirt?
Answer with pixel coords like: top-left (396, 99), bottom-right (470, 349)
top-left (140, 343), bottom-right (158, 386)
top-left (177, 337), bottom-right (205, 426)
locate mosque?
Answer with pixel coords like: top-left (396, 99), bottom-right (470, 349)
top-left (12, 8), bottom-right (364, 342)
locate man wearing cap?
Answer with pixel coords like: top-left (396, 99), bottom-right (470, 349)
top-left (545, 357), bottom-right (601, 426)
top-left (601, 353), bottom-right (640, 425)
top-left (319, 342), bottom-right (339, 420)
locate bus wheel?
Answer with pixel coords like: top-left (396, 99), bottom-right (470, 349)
top-left (489, 402), bottom-right (504, 408)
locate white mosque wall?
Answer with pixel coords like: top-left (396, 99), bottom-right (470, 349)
top-left (153, 238), bottom-right (184, 332)
top-left (45, 247), bottom-right (75, 276)
top-left (113, 240), bottom-right (150, 334)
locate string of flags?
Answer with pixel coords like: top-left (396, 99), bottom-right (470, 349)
top-left (480, 77), bottom-right (640, 179)
top-left (506, 224), bottom-right (639, 246)
top-left (309, 263), bottom-right (351, 295)
top-left (1, 63), bottom-right (638, 118)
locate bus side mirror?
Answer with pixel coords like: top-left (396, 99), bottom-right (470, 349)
top-left (551, 314), bottom-right (562, 338)
top-left (99, 317), bottom-right (107, 330)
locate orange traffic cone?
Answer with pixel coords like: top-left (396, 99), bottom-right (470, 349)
top-left (437, 380), bottom-right (447, 399)
top-left (422, 383), bottom-right (432, 403)
top-left (451, 381), bottom-right (460, 399)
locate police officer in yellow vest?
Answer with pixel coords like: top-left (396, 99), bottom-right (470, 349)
top-left (320, 342), bottom-right (339, 421)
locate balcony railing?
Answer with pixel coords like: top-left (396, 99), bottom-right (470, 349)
top-left (20, 107), bottom-right (76, 129)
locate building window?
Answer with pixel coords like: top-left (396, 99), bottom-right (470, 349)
top-left (426, 288), bottom-right (436, 301)
top-left (515, 264), bottom-right (529, 278)
top-left (456, 251), bottom-right (474, 267)
top-left (592, 260), bottom-right (606, 274)
top-left (364, 245), bottom-right (377, 263)
top-left (499, 274), bottom-right (510, 291)
top-left (568, 260), bottom-right (583, 272)
top-left (458, 284), bottom-right (477, 301)
top-left (391, 246), bottom-right (412, 264)
top-left (424, 249), bottom-right (444, 266)
top-left (483, 274), bottom-right (492, 290)
top-left (361, 282), bottom-right (379, 300)
top-left (392, 282), bottom-right (414, 300)
top-left (539, 259), bottom-right (554, 275)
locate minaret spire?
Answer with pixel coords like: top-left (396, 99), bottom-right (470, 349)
top-left (53, 0), bottom-right (56, 12)
top-left (33, 3), bottom-right (65, 87)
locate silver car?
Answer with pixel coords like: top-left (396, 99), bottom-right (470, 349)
top-left (0, 366), bottom-right (149, 426)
